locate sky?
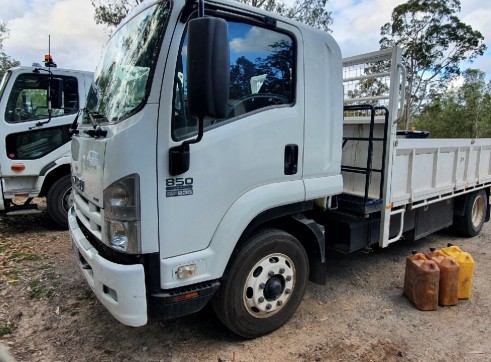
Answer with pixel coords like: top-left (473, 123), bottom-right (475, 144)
top-left (1, 0), bottom-right (490, 79)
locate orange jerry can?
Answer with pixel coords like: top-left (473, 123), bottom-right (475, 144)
top-left (403, 252), bottom-right (440, 311)
top-left (441, 244), bottom-right (475, 299)
top-left (426, 248), bottom-right (459, 306)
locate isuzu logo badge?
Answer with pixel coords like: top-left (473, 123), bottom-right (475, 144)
top-left (72, 175), bottom-right (85, 192)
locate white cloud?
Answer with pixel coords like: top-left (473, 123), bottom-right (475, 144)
top-left (0, 0), bottom-right (30, 20)
top-left (230, 26), bottom-right (288, 54)
top-left (330, 0), bottom-right (405, 55)
top-left (328, 0), bottom-right (490, 80)
top-left (2, 0), bottom-right (107, 72)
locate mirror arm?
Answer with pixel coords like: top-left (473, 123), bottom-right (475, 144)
top-left (181, 115), bottom-right (204, 150)
top-left (168, 116), bottom-right (205, 176)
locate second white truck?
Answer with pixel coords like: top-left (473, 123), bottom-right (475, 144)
top-left (69, 0), bottom-right (491, 338)
top-left (0, 62), bottom-right (93, 228)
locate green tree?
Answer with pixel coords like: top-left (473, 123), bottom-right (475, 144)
top-left (91, 0), bottom-right (144, 27)
top-left (1, 22), bottom-right (20, 78)
top-left (380, 0), bottom-right (486, 129)
top-left (236, 0), bottom-right (332, 32)
top-left (413, 69), bottom-right (491, 138)
top-left (92, 0), bottom-right (332, 32)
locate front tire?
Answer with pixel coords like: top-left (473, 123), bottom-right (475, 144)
top-left (46, 175), bottom-right (72, 229)
top-left (212, 229), bottom-right (309, 338)
top-left (453, 189), bottom-right (488, 237)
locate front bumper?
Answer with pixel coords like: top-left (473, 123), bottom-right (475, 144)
top-left (69, 207), bottom-right (148, 327)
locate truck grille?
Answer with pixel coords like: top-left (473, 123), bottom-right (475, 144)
top-left (73, 189), bottom-right (103, 240)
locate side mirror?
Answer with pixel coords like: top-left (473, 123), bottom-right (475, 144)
top-left (49, 77), bottom-right (64, 109)
top-left (187, 17), bottom-right (229, 118)
top-left (169, 17), bottom-right (230, 176)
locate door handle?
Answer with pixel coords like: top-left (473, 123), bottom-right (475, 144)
top-left (284, 144), bottom-right (298, 175)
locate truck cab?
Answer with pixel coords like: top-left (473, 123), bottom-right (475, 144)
top-left (69, 0), bottom-right (490, 338)
top-left (70, 0), bottom-right (342, 337)
top-left (0, 65), bottom-right (93, 227)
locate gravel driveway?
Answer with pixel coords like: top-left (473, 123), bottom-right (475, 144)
top-left (1, 212), bottom-right (490, 361)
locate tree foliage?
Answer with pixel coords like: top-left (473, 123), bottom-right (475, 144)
top-left (92, 0), bottom-right (332, 32)
top-left (380, 0), bottom-right (486, 128)
top-left (230, 40), bottom-right (293, 99)
top-left (236, 0), bottom-right (332, 32)
top-left (0, 22), bottom-right (20, 79)
top-left (413, 69), bottom-right (491, 138)
top-left (91, 0), bottom-right (144, 28)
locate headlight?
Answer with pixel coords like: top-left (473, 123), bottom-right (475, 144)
top-left (103, 174), bottom-right (141, 253)
top-left (108, 184), bottom-right (130, 208)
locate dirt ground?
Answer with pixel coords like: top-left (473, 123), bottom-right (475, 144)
top-left (0, 210), bottom-right (490, 362)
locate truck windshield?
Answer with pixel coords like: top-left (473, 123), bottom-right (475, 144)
top-left (84, 1), bottom-right (170, 124)
top-left (0, 71), bottom-right (12, 101)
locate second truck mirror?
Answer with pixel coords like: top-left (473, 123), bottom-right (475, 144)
top-left (186, 17), bottom-right (230, 119)
top-left (49, 77), bottom-right (64, 110)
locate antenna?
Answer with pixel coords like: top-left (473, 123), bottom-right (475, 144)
top-left (44, 35), bottom-right (57, 68)
top-left (47, 35), bottom-right (53, 122)
top-left (31, 35), bottom-right (57, 129)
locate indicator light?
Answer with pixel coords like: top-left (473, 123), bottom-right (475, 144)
top-left (11, 164), bottom-right (25, 171)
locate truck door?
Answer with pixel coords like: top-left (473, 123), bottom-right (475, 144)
top-left (158, 17), bottom-right (305, 259)
top-left (0, 71), bottom-right (81, 182)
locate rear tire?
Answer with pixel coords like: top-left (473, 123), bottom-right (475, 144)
top-left (46, 175), bottom-right (72, 229)
top-left (212, 228), bottom-right (309, 338)
top-left (453, 189), bottom-right (487, 237)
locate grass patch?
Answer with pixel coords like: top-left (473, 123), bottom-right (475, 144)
top-left (33, 263), bottom-right (54, 271)
top-left (5, 267), bottom-right (23, 280)
top-left (29, 276), bottom-right (57, 300)
top-left (0, 321), bottom-right (14, 336)
top-left (7, 251), bottom-right (42, 261)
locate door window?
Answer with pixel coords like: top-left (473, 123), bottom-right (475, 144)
top-left (6, 125), bottom-right (70, 160)
top-left (5, 74), bottom-right (79, 123)
top-left (172, 19), bottom-right (295, 140)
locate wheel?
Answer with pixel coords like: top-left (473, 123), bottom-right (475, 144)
top-left (212, 228), bottom-right (309, 338)
top-left (46, 175), bottom-right (72, 229)
top-left (453, 189), bottom-right (488, 237)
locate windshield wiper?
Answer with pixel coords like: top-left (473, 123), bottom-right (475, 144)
top-left (68, 109), bottom-right (83, 137)
top-left (84, 110), bottom-right (108, 138)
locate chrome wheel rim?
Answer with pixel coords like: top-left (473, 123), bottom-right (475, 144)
top-left (243, 253), bottom-right (295, 318)
top-left (471, 194), bottom-right (485, 229)
top-left (62, 186), bottom-right (73, 213)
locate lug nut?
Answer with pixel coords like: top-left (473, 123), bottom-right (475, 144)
top-left (258, 296), bottom-right (264, 303)
top-left (285, 288), bottom-right (291, 295)
top-left (279, 268), bottom-right (285, 274)
top-left (286, 275), bottom-right (292, 281)
top-left (277, 300), bottom-right (283, 306)
top-left (268, 271), bottom-right (275, 277)
top-left (259, 283), bottom-right (265, 289)
top-left (266, 303), bottom-right (272, 310)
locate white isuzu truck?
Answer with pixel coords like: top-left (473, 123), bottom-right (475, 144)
top-left (0, 62), bottom-right (93, 228)
top-left (69, 0), bottom-right (491, 338)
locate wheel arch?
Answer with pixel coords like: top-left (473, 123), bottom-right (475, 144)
top-left (224, 202), bottom-right (326, 285)
top-left (453, 187), bottom-right (490, 222)
top-left (39, 163), bottom-right (71, 197)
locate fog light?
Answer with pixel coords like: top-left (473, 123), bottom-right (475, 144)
top-left (108, 221), bottom-right (128, 251)
top-left (176, 264), bottom-right (197, 279)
